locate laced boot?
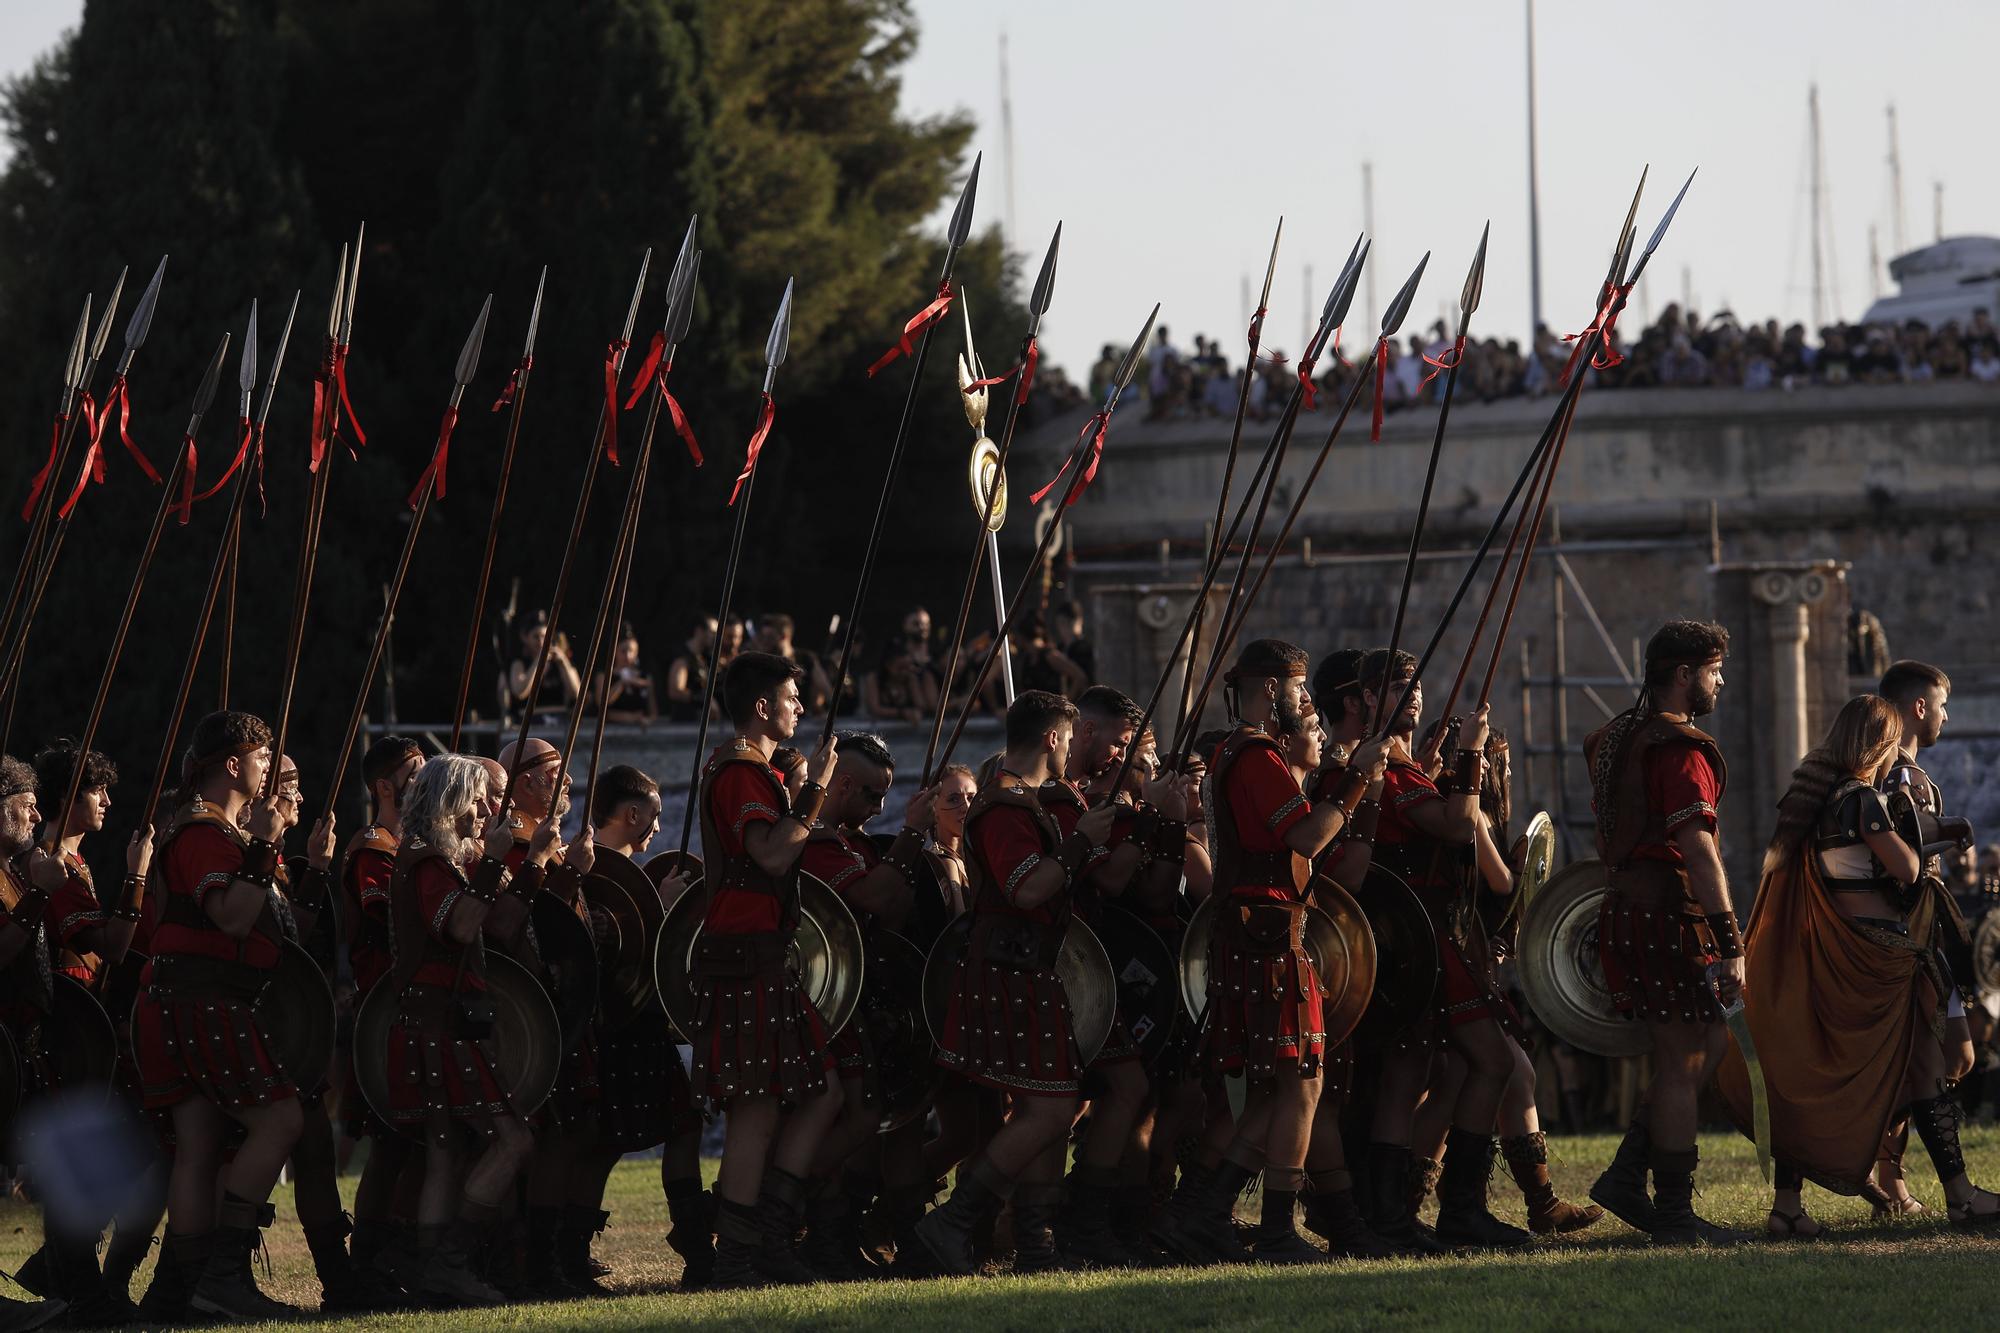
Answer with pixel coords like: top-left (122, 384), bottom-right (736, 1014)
top-left (306, 1212), bottom-right (406, 1313)
top-left (1911, 1094), bottom-right (2000, 1230)
top-left (1112, 1185), bottom-right (1169, 1267)
top-left (1647, 1147), bottom-right (1752, 1246)
top-left (519, 1206), bottom-right (576, 1300)
top-left (1433, 1129), bottom-right (1534, 1249)
top-left (1150, 1160), bottom-right (1255, 1264)
top-left (664, 1180), bottom-right (716, 1290)
top-left (1243, 1169), bottom-right (1326, 1265)
top-left (912, 1158), bottom-right (1011, 1276)
top-left (134, 1231), bottom-right (202, 1325)
top-left (412, 1210), bottom-right (507, 1309)
top-left (98, 1225), bottom-right (156, 1308)
top-left (1009, 1186), bottom-right (1071, 1274)
top-left (1300, 1168), bottom-right (1394, 1259)
top-left (1056, 1166), bottom-right (1139, 1268)
top-left (1590, 1112), bottom-right (1656, 1233)
top-left (798, 1190), bottom-right (875, 1281)
top-left (190, 1194), bottom-right (301, 1322)
top-left (45, 1231), bottom-right (135, 1329)
top-left (1364, 1144), bottom-right (1442, 1255)
top-left (1408, 1155), bottom-right (1442, 1221)
top-left (1502, 1132), bottom-right (1604, 1235)
top-left (557, 1207), bottom-right (614, 1294)
top-left (873, 1183), bottom-right (936, 1270)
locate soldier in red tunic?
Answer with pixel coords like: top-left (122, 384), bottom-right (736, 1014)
top-left (915, 690), bottom-right (1117, 1274)
top-left (692, 650), bottom-right (844, 1287)
top-left (796, 730), bottom-right (931, 1277)
top-left (1352, 647), bottom-right (1532, 1250)
top-left (128, 711), bottom-right (308, 1320)
top-left (494, 735), bottom-right (608, 1299)
top-left (1582, 620), bottom-right (1750, 1245)
top-left (16, 743), bottom-right (156, 1316)
top-left (1156, 641), bottom-right (1385, 1264)
top-left (339, 734), bottom-right (425, 1279)
top-left (578, 765), bottom-right (712, 1289)
top-left (1064, 687), bottom-right (1194, 1267)
top-left (383, 754), bottom-right (541, 1304)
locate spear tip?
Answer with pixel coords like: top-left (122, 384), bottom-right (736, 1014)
top-left (326, 242), bottom-right (349, 341)
top-left (90, 267), bottom-right (128, 362)
top-left (237, 298), bottom-right (260, 400)
top-left (947, 152), bottom-right (982, 250)
top-left (620, 248), bottom-right (653, 345)
top-left (666, 223), bottom-right (702, 345)
top-left (1634, 167), bottom-right (1698, 277)
top-left (765, 278), bottom-right (795, 370)
top-left (191, 330), bottom-right (231, 419)
top-left (63, 295), bottom-right (90, 392)
top-left (524, 265), bottom-right (548, 359)
top-left (1257, 216), bottom-right (1284, 308)
top-left (1108, 302), bottom-right (1161, 404)
top-left (125, 254), bottom-right (169, 352)
top-left (1460, 221), bottom-right (1491, 317)
top-left (340, 226), bottom-right (366, 344)
top-left (1380, 251), bottom-right (1430, 338)
top-left (1028, 221), bottom-right (1061, 320)
top-left (254, 290), bottom-right (304, 428)
top-left (456, 294), bottom-right (494, 387)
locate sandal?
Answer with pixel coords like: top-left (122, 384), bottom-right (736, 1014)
top-left (1765, 1207), bottom-right (1824, 1240)
top-left (1872, 1194), bottom-right (1928, 1222)
top-left (1947, 1187), bottom-right (2000, 1230)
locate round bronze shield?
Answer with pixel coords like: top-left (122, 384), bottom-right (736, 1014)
top-left (1489, 811), bottom-right (1558, 947)
top-left (857, 929), bottom-right (943, 1132)
top-left (1975, 909), bottom-right (2000, 997)
top-left (255, 941), bottom-right (336, 1088)
top-left (354, 952), bottom-right (564, 1139)
top-left (48, 974), bottom-right (117, 1094)
top-left (1177, 896), bottom-right (1366, 1041)
top-left (1311, 879), bottom-right (1380, 1048)
top-left (920, 915), bottom-right (1116, 1065)
top-left (582, 847), bottom-right (662, 1029)
top-left (644, 848), bottom-right (701, 894)
top-left (1351, 866), bottom-right (1441, 1044)
top-left (530, 891), bottom-right (602, 1050)
top-left (1515, 858), bottom-right (1649, 1057)
top-left (1092, 904), bottom-right (1182, 1069)
top-left (653, 872), bottom-right (867, 1043)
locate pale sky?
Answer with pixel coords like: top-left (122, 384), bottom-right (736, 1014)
top-left (6, 1), bottom-right (1998, 376)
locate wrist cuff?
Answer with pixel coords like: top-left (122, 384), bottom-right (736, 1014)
top-left (1346, 799), bottom-right (1381, 843)
top-left (239, 838), bottom-right (280, 885)
top-left (1443, 749), bottom-right (1484, 796)
top-left (793, 781), bottom-right (828, 826)
top-left (1705, 911), bottom-right (1744, 960)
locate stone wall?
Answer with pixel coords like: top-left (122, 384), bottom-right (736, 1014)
top-left (1030, 382), bottom-right (2000, 886)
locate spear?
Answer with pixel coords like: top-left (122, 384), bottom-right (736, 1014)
top-left (1173, 218), bottom-right (1282, 747)
top-left (267, 232), bottom-right (364, 785)
top-left (218, 300), bottom-right (260, 707)
top-left (560, 228), bottom-right (704, 797)
top-left (131, 329), bottom-right (238, 823)
top-left (675, 278), bottom-right (796, 862)
top-left (313, 296), bottom-right (493, 829)
top-left (70, 296), bottom-right (298, 848)
top-left (0, 260), bottom-right (165, 727)
top-left (930, 303), bottom-right (1158, 776)
top-left (488, 250), bottom-right (650, 802)
top-left (1366, 223), bottom-right (1489, 736)
top-left (1393, 170), bottom-right (1694, 729)
top-left (447, 266), bottom-right (547, 753)
top-left (918, 222), bottom-right (1060, 785)
top-left (1463, 172), bottom-right (1692, 714)
top-left (818, 156), bottom-right (982, 746)
top-left (4, 260), bottom-right (139, 638)
top-left (1160, 254), bottom-right (1428, 778)
top-left (957, 294), bottom-right (1017, 704)
top-left (1149, 239), bottom-right (1371, 760)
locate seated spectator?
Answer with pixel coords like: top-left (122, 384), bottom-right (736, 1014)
top-left (1052, 600), bottom-right (1095, 683)
top-left (591, 621), bottom-right (657, 725)
top-left (500, 609), bottom-right (579, 725)
top-left (862, 633), bottom-right (939, 724)
top-left (664, 614), bottom-right (740, 722)
top-left (1970, 339), bottom-right (2000, 383)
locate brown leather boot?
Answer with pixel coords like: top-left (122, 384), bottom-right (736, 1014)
top-left (1501, 1132), bottom-right (1604, 1235)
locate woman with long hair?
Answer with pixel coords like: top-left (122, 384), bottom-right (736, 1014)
top-left (1717, 694), bottom-right (2000, 1234)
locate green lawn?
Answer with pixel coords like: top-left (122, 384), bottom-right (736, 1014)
top-left (5, 1125), bottom-right (1996, 1330)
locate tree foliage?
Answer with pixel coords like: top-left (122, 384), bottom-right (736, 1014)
top-left (0, 0), bottom-right (1023, 824)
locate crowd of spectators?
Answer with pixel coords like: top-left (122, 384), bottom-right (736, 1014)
top-left (1112, 305), bottom-right (2000, 428)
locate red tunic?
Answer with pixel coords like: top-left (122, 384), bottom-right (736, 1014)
top-left (801, 828), bottom-right (880, 906)
top-left (1627, 746), bottom-right (1722, 865)
top-left (344, 834), bottom-right (396, 994)
top-left (148, 823), bottom-right (279, 970)
top-left (702, 758), bottom-right (787, 935)
top-left (49, 854), bottom-right (104, 985)
top-left (1221, 743), bottom-right (1311, 902)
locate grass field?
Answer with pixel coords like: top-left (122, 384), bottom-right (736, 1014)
top-left (4, 1125), bottom-right (1996, 1330)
